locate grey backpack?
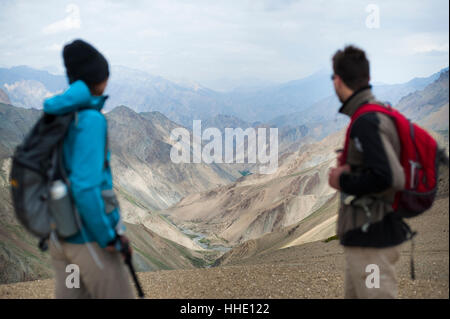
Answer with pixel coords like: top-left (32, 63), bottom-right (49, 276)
top-left (10, 112), bottom-right (77, 239)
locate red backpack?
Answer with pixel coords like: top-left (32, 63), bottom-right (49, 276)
top-left (340, 103), bottom-right (442, 218)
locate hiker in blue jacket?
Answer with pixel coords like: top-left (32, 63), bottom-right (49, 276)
top-left (44, 39), bottom-right (134, 298)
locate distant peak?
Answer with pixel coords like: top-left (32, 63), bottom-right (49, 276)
top-left (437, 69), bottom-right (449, 80)
top-left (0, 87), bottom-right (11, 105)
top-left (8, 65), bottom-right (51, 75)
top-left (10, 65), bottom-right (33, 70)
top-left (108, 105), bottom-right (136, 114)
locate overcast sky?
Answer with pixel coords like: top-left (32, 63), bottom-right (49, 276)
top-left (0, 0), bottom-right (448, 89)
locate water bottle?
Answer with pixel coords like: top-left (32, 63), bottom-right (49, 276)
top-left (49, 180), bottom-right (79, 238)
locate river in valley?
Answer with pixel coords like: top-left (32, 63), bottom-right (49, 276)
top-left (179, 227), bottom-right (231, 253)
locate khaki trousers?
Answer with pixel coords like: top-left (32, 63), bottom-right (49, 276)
top-left (49, 239), bottom-right (135, 299)
top-left (344, 245), bottom-right (401, 299)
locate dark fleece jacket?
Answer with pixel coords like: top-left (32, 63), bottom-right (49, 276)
top-left (336, 86), bottom-right (410, 247)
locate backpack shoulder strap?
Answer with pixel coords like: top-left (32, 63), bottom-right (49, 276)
top-left (351, 103), bottom-right (393, 122)
top-left (104, 129), bottom-right (109, 169)
top-left (339, 102), bottom-right (396, 165)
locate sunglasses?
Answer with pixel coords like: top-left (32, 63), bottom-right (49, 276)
top-left (331, 74), bottom-right (336, 80)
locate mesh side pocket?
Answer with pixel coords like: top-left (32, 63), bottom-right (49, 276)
top-left (101, 189), bottom-right (120, 214)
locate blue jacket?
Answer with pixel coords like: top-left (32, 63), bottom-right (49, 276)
top-left (44, 80), bottom-right (124, 248)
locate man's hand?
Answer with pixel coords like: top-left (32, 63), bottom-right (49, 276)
top-left (328, 164), bottom-right (351, 190)
top-left (106, 235), bottom-right (132, 260)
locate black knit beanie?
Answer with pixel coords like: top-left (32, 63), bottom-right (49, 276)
top-left (63, 39), bottom-right (109, 86)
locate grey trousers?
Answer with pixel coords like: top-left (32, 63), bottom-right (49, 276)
top-left (49, 239), bottom-right (135, 299)
top-left (344, 245), bottom-right (401, 299)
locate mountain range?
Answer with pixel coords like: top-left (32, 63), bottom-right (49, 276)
top-left (268, 67), bottom-right (449, 139)
top-left (0, 102), bottom-right (235, 283)
top-left (398, 70), bottom-right (449, 132)
top-left (1, 65), bottom-right (447, 126)
top-left (0, 64), bottom-right (448, 286)
top-left (166, 70), bottom-right (449, 251)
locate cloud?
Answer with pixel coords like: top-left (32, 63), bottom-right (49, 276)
top-left (45, 43), bottom-right (63, 51)
top-left (413, 43), bottom-right (449, 55)
top-left (1, 0), bottom-right (447, 86)
top-left (138, 28), bottom-right (166, 38)
top-left (407, 33), bottom-right (449, 54)
top-left (387, 32), bottom-right (450, 57)
top-left (42, 4), bottom-right (81, 34)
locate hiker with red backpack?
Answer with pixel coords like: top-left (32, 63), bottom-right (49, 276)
top-left (328, 45), bottom-right (444, 298)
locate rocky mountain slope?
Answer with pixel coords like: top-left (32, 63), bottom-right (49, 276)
top-left (166, 105), bottom-right (448, 258)
top-left (0, 103), bottom-right (232, 284)
top-left (0, 154), bottom-right (207, 284)
top-left (1, 178), bottom-right (447, 298)
top-left (0, 103), bottom-right (41, 159)
top-left (105, 66), bottom-right (228, 126)
top-left (0, 66), bottom-right (448, 290)
top-left (0, 66), bottom-right (66, 109)
top-left (106, 105), bottom-right (238, 211)
top-left (0, 89), bottom-right (11, 105)
top-left (398, 70), bottom-right (449, 132)
top-left (166, 130), bottom-right (344, 247)
top-left (215, 164), bottom-right (448, 267)
top-left (268, 67), bottom-right (449, 140)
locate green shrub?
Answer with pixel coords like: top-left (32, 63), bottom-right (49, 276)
top-left (239, 170), bottom-right (252, 176)
top-left (323, 235), bottom-right (339, 243)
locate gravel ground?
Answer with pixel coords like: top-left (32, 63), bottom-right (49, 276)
top-left (0, 256), bottom-right (447, 299)
top-left (0, 241), bottom-right (447, 299)
top-left (0, 197), bottom-right (447, 299)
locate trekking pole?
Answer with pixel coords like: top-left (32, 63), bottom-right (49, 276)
top-left (121, 241), bottom-right (145, 298)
